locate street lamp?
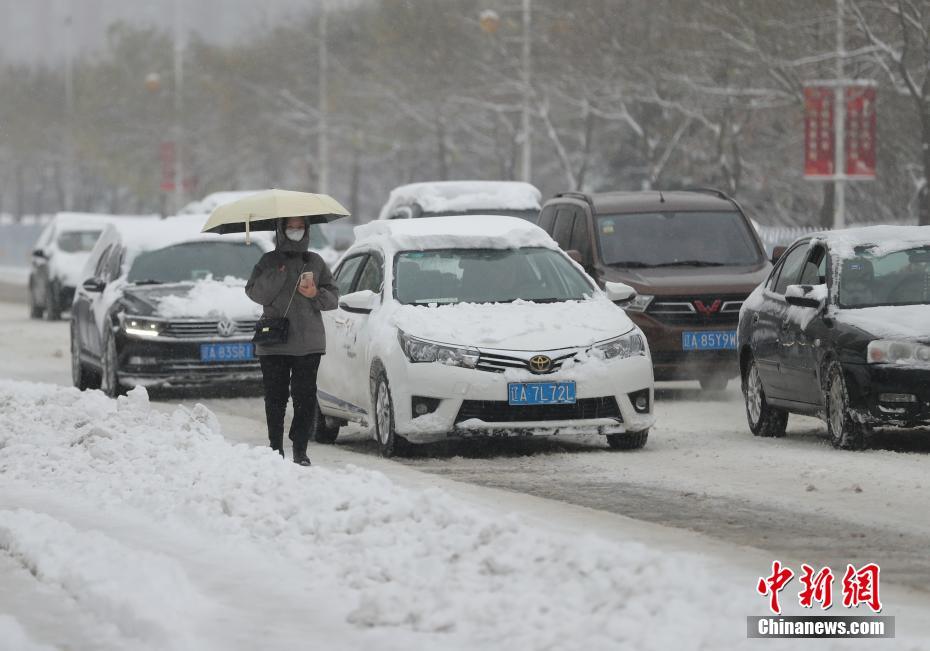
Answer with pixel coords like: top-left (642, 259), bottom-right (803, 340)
top-left (479, 1), bottom-right (532, 183)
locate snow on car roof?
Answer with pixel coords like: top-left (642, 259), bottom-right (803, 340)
top-left (355, 215), bottom-right (557, 253)
top-left (105, 214), bottom-right (272, 258)
top-left (378, 181), bottom-right (541, 220)
top-left (52, 212), bottom-right (155, 232)
top-left (812, 225), bottom-right (930, 258)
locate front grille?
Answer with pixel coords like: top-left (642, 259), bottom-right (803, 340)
top-left (646, 295), bottom-right (744, 326)
top-left (455, 397), bottom-right (621, 423)
top-left (475, 350), bottom-right (578, 374)
top-left (161, 319), bottom-right (257, 339)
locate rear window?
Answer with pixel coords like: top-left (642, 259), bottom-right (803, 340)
top-left (596, 211), bottom-right (762, 268)
top-left (57, 230), bottom-right (102, 253)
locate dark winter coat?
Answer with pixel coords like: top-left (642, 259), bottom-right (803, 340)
top-left (245, 218), bottom-right (338, 356)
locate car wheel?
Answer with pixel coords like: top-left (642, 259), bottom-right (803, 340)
top-left (825, 361), bottom-right (871, 450)
top-left (743, 357), bottom-right (788, 437)
top-left (70, 321), bottom-right (97, 390)
top-left (373, 371), bottom-right (411, 457)
top-left (44, 280), bottom-right (61, 321)
top-left (28, 281), bottom-right (43, 319)
top-left (607, 430), bottom-right (648, 450)
top-left (312, 401), bottom-right (341, 444)
top-left (699, 375), bottom-right (729, 391)
top-left (100, 329), bottom-right (125, 398)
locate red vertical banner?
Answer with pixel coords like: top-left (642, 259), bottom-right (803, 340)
top-left (804, 86), bottom-right (834, 179)
top-left (845, 86), bottom-right (877, 179)
top-left (160, 141), bottom-right (176, 191)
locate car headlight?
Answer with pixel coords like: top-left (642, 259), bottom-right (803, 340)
top-left (867, 340), bottom-right (930, 365)
top-left (398, 331), bottom-right (479, 368)
top-left (622, 294), bottom-right (654, 312)
top-left (119, 314), bottom-right (164, 338)
top-left (591, 331), bottom-right (647, 360)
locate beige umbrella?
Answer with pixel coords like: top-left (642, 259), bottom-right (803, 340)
top-left (201, 189), bottom-right (350, 243)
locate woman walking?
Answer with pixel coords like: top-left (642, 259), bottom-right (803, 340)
top-left (246, 216), bottom-right (338, 465)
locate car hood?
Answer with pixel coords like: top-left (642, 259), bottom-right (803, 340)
top-left (388, 297), bottom-right (633, 351)
top-left (835, 305), bottom-right (930, 343)
top-left (599, 263), bottom-right (770, 296)
top-left (121, 280), bottom-right (261, 321)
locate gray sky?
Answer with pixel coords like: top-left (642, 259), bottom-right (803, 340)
top-left (0, 0), bottom-right (321, 65)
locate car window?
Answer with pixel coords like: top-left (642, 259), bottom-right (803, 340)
top-left (94, 245), bottom-right (113, 279)
top-left (799, 246), bottom-right (827, 286)
top-left (355, 255), bottom-right (383, 294)
top-left (105, 246), bottom-right (124, 280)
top-left (538, 205), bottom-right (557, 233)
top-left (773, 245), bottom-right (809, 295)
top-left (552, 208), bottom-right (575, 250)
top-left (127, 242), bottom-right (262, 284)
top-left (334, 255), bottom-right (366, 294)
top-left (568, 209), bottom-right (591, 262)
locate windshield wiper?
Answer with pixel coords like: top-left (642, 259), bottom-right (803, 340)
top-left (607, 261), bottom-right (654, 268)
top-left (132, 279), bottom-right (164, 286)
top-left (526, 297), bottom-right (565, 303)
top-left (649, 260), bottom-right (727, 268)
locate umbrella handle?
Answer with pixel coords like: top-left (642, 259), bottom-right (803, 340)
top-left (246, 214), bottom-right (251, 245)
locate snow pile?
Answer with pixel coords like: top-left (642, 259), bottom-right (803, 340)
top-left (0, 379), bottom-right (780, 650)
top-left (355, 215), bottom-right (556, 254)
top-left (836, 304), bottom-right (930, 340)
top-left (0, 615), bottom-right (54, 651)
top-left (154, 277), bottom-right (262, 320)
top-left (378, 181), bottom-right (541, 220)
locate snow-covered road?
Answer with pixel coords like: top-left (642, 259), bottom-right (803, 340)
top-left (2, 299), bottom-right (930, 649)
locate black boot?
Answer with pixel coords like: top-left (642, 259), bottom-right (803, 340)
top-left (292, 443), bottom-right (311, 466)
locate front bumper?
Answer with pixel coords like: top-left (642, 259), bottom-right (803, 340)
top-left (386, 353), bottom-right (655, 444)
top-left (629, 311), bottom-right (739, 380)
top-left (842, 363), bottom-right (930, 427)
top-left (116, 334), bottom-right (262, 388)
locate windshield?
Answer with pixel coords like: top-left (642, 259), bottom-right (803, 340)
top-left (127, 241), bottom-right (263, 284)
top-left (419, 209), bottom-right (539, 223)
top-left (57, 230), bottom-right (102, 253)
top-left (596, 211), bottom-right (762, 267)
top-left (394, 247), bottom-right (593, 305)
top-left (838, 245), bottom-right (930, 309)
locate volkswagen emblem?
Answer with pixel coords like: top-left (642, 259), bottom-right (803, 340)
top-left (529, 355), bottom-right (553, 373)
top-left (217, 319), bottom-right (236, 337)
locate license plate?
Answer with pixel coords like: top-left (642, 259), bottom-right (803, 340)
top-left (508, 381), bottom-right (576, 405)
top-left (682, 331), bottom-right (737, 351)
top-left (200, 343), bottom-right (255, 362)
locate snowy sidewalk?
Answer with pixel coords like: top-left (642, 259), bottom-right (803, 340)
top-left (0, 380), bottom-right (924, 650)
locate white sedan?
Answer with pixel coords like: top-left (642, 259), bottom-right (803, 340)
top-left (315, 216), bottom-right (655, 456)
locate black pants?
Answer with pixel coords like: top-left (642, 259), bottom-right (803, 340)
top-left (259, 353), bottom-right (322, 452)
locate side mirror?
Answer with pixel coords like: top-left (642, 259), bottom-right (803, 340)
top-left (339, 289), bottom-right (379, 314)
top-left (785, 284), bottom-right (825, 309)
top-left (605, 281), bottom-right (637, 303)
top-left (82, 278), bottom-right (106, 293)
top-left (771, 245), bottom-right (787, 265)
top-left (33, 248), bottom-right (47, 259)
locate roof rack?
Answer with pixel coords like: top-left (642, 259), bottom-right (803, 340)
top-left (680, 187), bottom-right (733, 201)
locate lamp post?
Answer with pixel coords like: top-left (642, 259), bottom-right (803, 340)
top-left (833, 0), bottom-right (846, 230)
top-left (63, 9), bottom-right (74, 211)
top-left (480, 0), bottom-right (533, 183)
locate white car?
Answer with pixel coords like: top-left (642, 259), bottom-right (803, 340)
top-left (315, 216), bottom-right (655, 456)
top-left (377, 180), bottom-right (542, 222)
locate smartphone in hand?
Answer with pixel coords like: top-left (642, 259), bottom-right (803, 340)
top-left (300, 271), bottom-right (315, 286)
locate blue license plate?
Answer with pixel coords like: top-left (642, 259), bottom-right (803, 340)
top-left (200, 343), bottom-right (255, 362)
top-left (508, 381), bottom-right (576, 405)
top-left (682, 331), bottom-right (737, 351)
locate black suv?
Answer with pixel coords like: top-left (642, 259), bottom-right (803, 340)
top-left (538, 190), bottom-right (770, 389)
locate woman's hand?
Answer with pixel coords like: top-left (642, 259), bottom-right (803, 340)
top-left (297, 276), bottom-right (318, 298)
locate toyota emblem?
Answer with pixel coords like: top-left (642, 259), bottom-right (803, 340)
top-left (529, 355), bottom-right (553, 373)
top-left (217, 319), bottom-right (236, 337)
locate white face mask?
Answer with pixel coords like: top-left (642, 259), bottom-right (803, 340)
top-left (285, 227), bottom-right (305, 242)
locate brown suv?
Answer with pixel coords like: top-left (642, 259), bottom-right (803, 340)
top-left (539, 189), bottom-right (771, 390)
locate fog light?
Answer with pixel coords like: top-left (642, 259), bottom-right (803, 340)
top-left (411, 396), bottom-right (441, 417)
top-left (128, 356), bottom-right (157, 366)
top-left (629, 389), bottom-right (650, 414)
top-left (879, 393), bottom-right (917, 404)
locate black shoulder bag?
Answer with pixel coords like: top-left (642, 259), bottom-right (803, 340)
top-left (252, 264), bottom-right (306, 346)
